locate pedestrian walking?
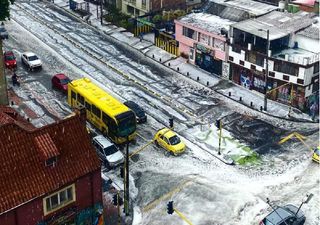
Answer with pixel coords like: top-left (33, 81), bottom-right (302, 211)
top-left (310, 102), bottom-right (318, 121)
top-left (12, 73), bottom-right (20, 87)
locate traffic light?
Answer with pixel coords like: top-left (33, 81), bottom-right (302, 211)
top-left (169, 118), bottom-right (174, 128)
top-left (167, 201), bottom-right (174, 214)
top-left (215, 119), bottom-right (221, 129)
top-left (112, 194), bottom-right (118, 206)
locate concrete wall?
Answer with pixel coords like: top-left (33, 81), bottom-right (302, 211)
top-left (175, 20), bottom-right (228, 62)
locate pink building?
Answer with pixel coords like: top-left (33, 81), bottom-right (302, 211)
top-left (175, 13), bottom-right (234, 77)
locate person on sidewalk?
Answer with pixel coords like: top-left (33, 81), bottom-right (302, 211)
top-left (310, 102), bottom-right (318, 121)
top-left (12, 73), bottom-right (20, 87)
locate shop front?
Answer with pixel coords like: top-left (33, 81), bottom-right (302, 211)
top-left (195, 43), bottom-right (222, 76)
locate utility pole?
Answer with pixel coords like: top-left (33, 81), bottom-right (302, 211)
top-left (264, 29), bottom-right (270, 111)
top-left (100, 0), bottom-right (103, 25)
top-left (0, 39), bottom-right (9, 105)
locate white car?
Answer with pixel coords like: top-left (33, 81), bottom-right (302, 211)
top-left (92, 135), bottom-right (124, 168)
top-left (21, 52), bottom-right (42, 70)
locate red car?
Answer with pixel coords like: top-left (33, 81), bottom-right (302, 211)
top-left (4, 51), bottom-right (17, 69)
top-left (51, 73), bottom-right (71, 93)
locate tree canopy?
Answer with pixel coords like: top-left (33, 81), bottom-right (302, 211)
top-left (0, 0), bottom-right (15, 21)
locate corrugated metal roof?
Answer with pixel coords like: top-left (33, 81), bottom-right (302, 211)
top-left (208, 0), bottom-right (277, 16)
top-left (232, 11), bottom-right (316, 40)
top-left (297, 23), bottom-right (320, 39)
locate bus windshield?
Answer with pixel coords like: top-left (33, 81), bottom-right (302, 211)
top-left (116, 111), bottom-right (136, 137)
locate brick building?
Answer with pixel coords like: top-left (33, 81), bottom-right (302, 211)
top-left (0, 106), bottom-right (103, 225)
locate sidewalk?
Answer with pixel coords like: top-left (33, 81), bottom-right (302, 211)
top-left (52, 0), bottom-right (318, 123)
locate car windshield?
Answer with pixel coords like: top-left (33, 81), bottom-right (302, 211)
top-left (5, 55), bottom-right (15, 60)
top-left (103, 146), bottom-right (118, 156)
top-left (315, 149), bottom-right (319, 155)
top-left (28, 55), bottom-right (38, 61)
top-left (169, 135), bottom-right (181, 145)
top-left (0, 27), bottom-right (5, 32)
top-left (116, 111), bottom-right (136, 137)
top-left (60, 78), bottom-right (70, 85)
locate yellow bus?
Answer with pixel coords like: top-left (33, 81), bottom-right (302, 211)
top-left (67, 78), bottom-right (136, 144)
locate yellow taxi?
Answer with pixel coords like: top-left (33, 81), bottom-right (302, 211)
top-left (154, 128), bottom-right (186, 155)
top-left (312, 146), bottom-right (319, 163)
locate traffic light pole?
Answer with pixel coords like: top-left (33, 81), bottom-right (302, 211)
top-left (117, 192), bottom-right (121, 225)
top-left (124, 137), bottom-right (130, 216)
top-left (218, 121), bottom-right (222, 155)
top-left (0, 39), bottom-right (9, 105)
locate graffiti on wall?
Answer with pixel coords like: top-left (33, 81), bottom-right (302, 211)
top-left (37, 203), bottom-right (104, 225)
top-left (222, 62), bottom-right (230, 80)
top-left (240, 74), bottom-right (251, 89)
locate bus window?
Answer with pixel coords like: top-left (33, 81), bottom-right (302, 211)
top-left (77, 93), bottom-right (84, 105)
top-left (71, 91), bottom-right (76, 100)
top-left (85, 101), bottom-right (91, 111)
top-left (102, 112), bottom-right (112, 126)
top-left (92, 104), bottom-right (101, 118)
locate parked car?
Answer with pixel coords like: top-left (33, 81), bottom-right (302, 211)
top-left (92, 135), bottom-right (124, 168)
top-left (51, 73), bottom-right (71, 93)
top-left (21, 52), bottom-right (42, 70)
top-left (154, 128), bottom-right (186, 155)
top-left (0, 25), bottom-right (8, 39)
top-left (3, 51), bottom-right (17, 69)
top-left (312, 146), bottom-right (319, 163)
top-left (124, 101), bottom-right (147, 123)
top-left (260, 204), bottom-right (306, 225)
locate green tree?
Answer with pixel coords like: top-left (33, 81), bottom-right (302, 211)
top-left (0, 0), bottom-right (15, 21)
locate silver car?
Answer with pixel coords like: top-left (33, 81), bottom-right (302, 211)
top-left (92, 135), bottom-right (124, 168)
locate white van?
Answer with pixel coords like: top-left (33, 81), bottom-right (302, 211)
top-left (92, 135), bottom-right (124, 168)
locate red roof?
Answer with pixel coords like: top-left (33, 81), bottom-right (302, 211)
top-left (0, 107), bottom-right (100, 214)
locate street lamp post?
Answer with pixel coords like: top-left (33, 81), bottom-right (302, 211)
top-left (259, 29), bottom-right (270, 111)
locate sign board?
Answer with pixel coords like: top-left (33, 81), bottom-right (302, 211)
top-left (136, 18), bottom-right (155, 27)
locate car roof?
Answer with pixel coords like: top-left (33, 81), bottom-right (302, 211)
top-left (124, 101), bottom-right (139, 107)
top-left (23, 52), bottom-right (36, 57)
top-left (93, 135), bottom-right (115, 148)
top-left (4, 51), bottom-right (14, 55)
top-left (54, 73), bottom-right (68, 79)
top-left (265, 206), bottom-right (293, 224)
top-left (159, 128), bottom-right (177, 139)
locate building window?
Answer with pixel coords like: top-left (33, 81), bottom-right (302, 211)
top-left (182, 27), bottom-right (197, 40)
top-left (246, 52), bottom-right (264, 67)
top-left (213, 38), bottom-right (225, 51)
top-left (43, 184), bottom-right (75, 215)
top-left (229, 56), bottom-right (234, 62)
top-left (141, 0), bottom-right (146, 9)
top-left (232, 45), bottom-right (241, 54)
top-left (269, 71), bottom-right (275, 77)
top-left (314, 62), bottom-right (319, 74)
top-left (297, 79), bottom-right (304, 84)
top-left (45, 157), bottom-right (57, 167)
top-left (251, 64), bottom-right (256, 70)
top-left (189, 48), bottom-right (194, 60)
top-left (240, 60), bottom-right (244, 66)
top-left (274, 61), bottom-right (299, 76)
top-left (283, 75), bottom-right (289, 81)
